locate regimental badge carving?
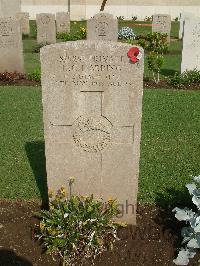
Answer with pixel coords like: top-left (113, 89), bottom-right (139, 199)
top-left (72, 116), bottom-right (112, 153)
top-left (41, 16), bottom-right (51, 24)
top-left (95, 22), bottom-right (109, 37)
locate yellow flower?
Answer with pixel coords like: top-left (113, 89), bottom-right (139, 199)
top-left (80, 27), bottom-right (86, 32)
top-left (108, 196), bottom-right (115, 203)
top-left (40, 222), bottom-right (45, 231)
top-left (58, 186), bottom-right (67, 198)
top-left (48, 189), bottom-right (54, 198)
top-left (115, 221), bottom-right (127, 227)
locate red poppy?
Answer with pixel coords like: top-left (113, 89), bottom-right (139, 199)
top-left (127, 47), bottom-right (140, 63)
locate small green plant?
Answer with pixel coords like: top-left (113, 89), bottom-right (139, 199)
top-left (173, 175), bottom-right (200, 265)
top-left (169, 69), bottom-right (200, 89)
top-left (174, 17), bottom-right (179, 22)
top-left (144, 16), bottom-right (152, 21)
top-left (137, 32), bottom-right (168, 54)
top-left (27, 68), bottom-right (41, 82)
top-left (147, 52), bottom-right (164, 84)
top-left (132, 16), bottom-right (137, 21)
top-left (34, 184), bottom-right (125, 265)
top-left (116, 16), bottom-right (124, 20)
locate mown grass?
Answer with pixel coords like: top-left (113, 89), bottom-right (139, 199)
top-left (0, 86), bottom-right (200, 208)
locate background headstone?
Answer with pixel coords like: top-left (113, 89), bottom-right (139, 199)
top-left (36, 13), bottom-right (56, 45)
top-left (179, 12), bottom-right (194, 39)
top-left (0, 17), bottom-right (24, 73)
top-left (40, 40), bottom-right (144, 225)
top-left (16, 12), bottom-right (30, 35)
top-left (181, 18), bottom-right (200, 73)
top-left (152, 14), bottom-right (171, 43)
top-left (56, 12), bottom-right (70, 34)
top-left (87, 12), bottom-right (118, 41)
top-left (0, 0), bottom-right (21, 17)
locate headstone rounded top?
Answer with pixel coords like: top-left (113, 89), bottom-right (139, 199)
top-left (91, 12), bottom-right (115, 19)
top-left (40, 40), bottom-right (143, 53)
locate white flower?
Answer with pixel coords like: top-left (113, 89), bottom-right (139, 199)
top-left (64, 213), bottom-right (69, 218)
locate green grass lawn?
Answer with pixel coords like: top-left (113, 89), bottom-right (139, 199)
top-left (0, 86), bottom-right (200, 207)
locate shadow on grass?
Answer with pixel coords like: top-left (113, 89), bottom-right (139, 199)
top-left (25, 141), bottom-right (48, 208)
top-left (0, 249), bottom-right (32, 266)
top-left (160, 69), bottom-right (177, 77)
top-left (153, 187), bottom-right (194, 251)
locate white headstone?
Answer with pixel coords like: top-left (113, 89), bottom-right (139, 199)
top-left (0, 17), bottom-right (24, 73)
top-left (152, 14), bottom-right (171, 43)
top-left (181, 18), bottom-right (200, 73)
top-left (87, 12), bottom-right (118, 41)
top-left (40, 41), bottom-right (144, 225)
top-left (179, 12), bottom-right (194, 40)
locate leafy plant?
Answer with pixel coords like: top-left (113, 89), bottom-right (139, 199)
top-left (169, 69), bottom-right (200, 89)
top-left (147, 52), bottom-right (164, 84)
top-left (118, 27), bottom-right (136, 40)
top-left (137, 32), bottom-right (168, 54)
top-left (0, 72), bottom-right (25, 82)
top-left (34, 185), bottom-right (125, 265)
top-left (174, 17), bottom-right (179, 22)
top-left (173, 175), bottom-right (200, 265)
top-left (132, 16), bottom-right (137, 21)
top-left (144, 16), bottom-right (152, 21)
top-left (116, 16), bottom-right (124, 20)
top-left (57, 27), bottom-right (86, 41)
top-left (27, 68), bottom-right (41, 82)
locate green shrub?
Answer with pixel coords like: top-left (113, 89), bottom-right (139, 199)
top-left (132, 16), bottom-right (137, 21)
top-left (144, 16), bottom-right (152, 21)
top-left (169, 69), bottom-right (200, 89)
top-left (27, 69), bottom-right (41, 82)
top-left (137, 32), bottom-right (168, 54)
top-left (147, 52), bottom-right (164, 84)
top-left (34, 185), bottom-right (125, 265)
top-left (57, 27), bottom-right (86, 41)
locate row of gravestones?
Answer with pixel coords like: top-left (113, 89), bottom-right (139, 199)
top-left (37, 12), bottom-right (70, 44)
top-left (37, 12), bottom-right (172, 44)
top-left (16, 12), bottom-right (70, 37)
top-left (0, 12), bottom-right (172, 73)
